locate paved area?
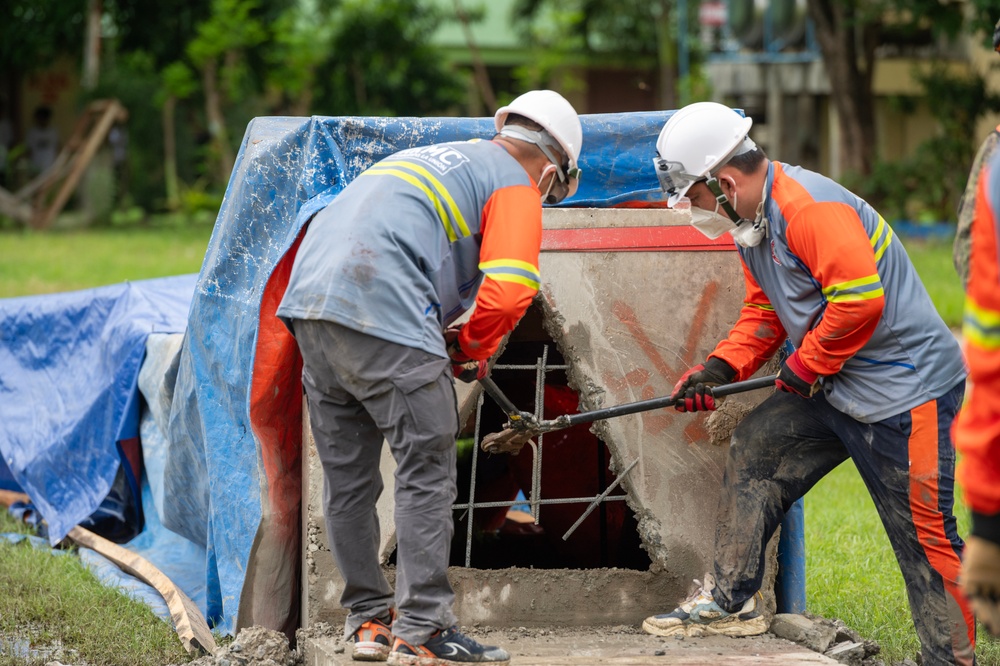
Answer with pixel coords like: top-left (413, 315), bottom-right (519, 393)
top-left (299, 626), bottom-right (838, 666)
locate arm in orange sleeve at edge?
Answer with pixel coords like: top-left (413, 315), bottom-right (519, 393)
top-left (458, 184), bottom-right (543, 360)
top-left (708, 261), bottom-right (787, 381)
top-left (956, 162), bottom-right (1000, 526)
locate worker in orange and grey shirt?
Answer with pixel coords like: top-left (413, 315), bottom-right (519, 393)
top-left (277, 90), bottom-right (582, 666)
top-left (955, 147), bottom-right (1000, 638)
top-left (640, 102), bottom-right (972, 666)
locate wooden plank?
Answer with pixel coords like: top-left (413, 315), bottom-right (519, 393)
top-left (68, 525), bottom-right (217, 656)
top-left (33, 99), bottom-right (128, 229)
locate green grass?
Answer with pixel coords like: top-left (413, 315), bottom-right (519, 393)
top-left (806, 461), bottom-right (1000, 664)
top-left (0, 224), bottom-right (213, 299)
top-left (900, 235), bottom-right (964, 329)
top-left (0, 511), bottom-right (191, 666)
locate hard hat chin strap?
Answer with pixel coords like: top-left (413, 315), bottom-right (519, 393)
top-left (704, 177), bottom-right (743, 225)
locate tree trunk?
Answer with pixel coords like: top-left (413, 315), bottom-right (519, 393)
top-left (806, 0), bottom-right (878, 176)
top-left (454, 0), bottom-right (497, 113)
top-left (202, 58), bottom-right (235, 185)
top-left (163, 94), bottom-right (180, 210)
top-left (655, 0), bottom-right (677, 111)
top-left (82, 0), bottom-right (102, 90)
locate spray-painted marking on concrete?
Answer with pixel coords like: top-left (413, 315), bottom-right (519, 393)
top-left (602, 282), bottom-right (721, 440)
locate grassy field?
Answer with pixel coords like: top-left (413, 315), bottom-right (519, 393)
top-left (0, 227), bottom-right (995, 663)
top-left (0, 511), bottom-right (190, 666)
top-left (0, 224), bottom-right (213, 299)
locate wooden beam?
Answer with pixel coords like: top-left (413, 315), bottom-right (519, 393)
top-left (68, 526), bottom-right (217, 656)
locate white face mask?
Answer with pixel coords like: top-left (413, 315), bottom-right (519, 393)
top-left (731, 184), bottom-right (770, 248)
top-left (676, 198), bottom-right (737, 239)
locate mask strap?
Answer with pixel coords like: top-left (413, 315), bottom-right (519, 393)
top-left (704, 177), bottom-right (743, 225)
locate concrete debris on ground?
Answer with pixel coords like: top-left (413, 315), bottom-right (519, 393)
top-left (769, 613), bottom-right (889, 666)
top-left (294, 618), bottom-right (923, 666)
top-left (179, 626), bottom-right (296, 666)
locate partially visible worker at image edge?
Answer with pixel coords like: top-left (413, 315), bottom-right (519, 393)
top-left (276, 90), bottom-right (582, 666)
top-left (642, 101), bottom-right (974, 666)
top-left (954, 147), bottom-right (1000, 639)
top-left (954, 17), bottom-right (1000, 288)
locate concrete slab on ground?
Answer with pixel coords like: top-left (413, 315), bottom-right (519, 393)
top-left (299, 626), bottom-right (839, 666)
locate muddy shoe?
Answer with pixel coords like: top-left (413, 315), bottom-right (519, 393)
top-left (351, 609), bottom-right (395, 661)
top-left (642, 573), bottom-right (768, 638)
top-left (387, 626), bottom-right (510, 665)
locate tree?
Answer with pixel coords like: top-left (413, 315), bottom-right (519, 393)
top-left (0, 0), bottom-right (87, 134)
top-left (806, 0), bottom-right (996, 176)
top-left (511, 0), bottom-right (707, 109)
top-left (311, 0), bottom-right (465, 117)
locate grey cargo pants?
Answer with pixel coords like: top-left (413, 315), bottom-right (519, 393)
top-left (292, 319), bottom-right (459, 645)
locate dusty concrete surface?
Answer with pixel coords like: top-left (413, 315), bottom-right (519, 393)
top-left (297, 624), bottom-right (840, 666)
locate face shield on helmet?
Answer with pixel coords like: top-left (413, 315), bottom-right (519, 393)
top-left (495, 90), bottom-right (583, 204)
top-left (652, 102), bottom-right (764, 244)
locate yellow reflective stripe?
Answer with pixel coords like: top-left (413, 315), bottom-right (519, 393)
top-left (964, 296), bottom-right (1000, 350)
top-left (377, 160), bottom-right (471, 237)
top-left (480, 259), bottom-right (539, 274)
top-left (869, 215), bottom-right (893, 261)
top-left (480, 258), bottom-right (541, 291)
top-left (827, 289), bottom-right (885, 303)
top-left (361, 168), bottom-right (457, 242)
top-left (823, 274), bottom-right (883, 302)
top-left (745, 302), bottom-right (775, 311)
top-left (485, 273), bottom-right (540, 290)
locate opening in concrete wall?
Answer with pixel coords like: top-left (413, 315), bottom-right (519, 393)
top-left (452, 303), bottom-right (651, 571)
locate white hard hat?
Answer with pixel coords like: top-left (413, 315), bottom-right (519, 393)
top-left (653, 101), bottom-right (755, 206)
top-left (495, 90), bottom-right (582, 171)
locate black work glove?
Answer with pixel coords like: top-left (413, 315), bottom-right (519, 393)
top-left (444, 325), bottom-right (488, 383)
top-left (775, 351), bottom-right (820, 398)
top-left (670, 357), bottom-right (737, 412)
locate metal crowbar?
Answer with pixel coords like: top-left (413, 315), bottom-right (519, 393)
top-left (478, 373), bottom-right (778, 454)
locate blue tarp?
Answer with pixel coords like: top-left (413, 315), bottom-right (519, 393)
top-left (0, 275), bottom-right (197, 543)
top-left (1, 111), bottom-right (676, 634)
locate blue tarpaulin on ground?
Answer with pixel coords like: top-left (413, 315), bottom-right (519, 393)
top-left (0, 275), bottom-right (197, 542)
top-left (0, 111), bottom-right (675, 635)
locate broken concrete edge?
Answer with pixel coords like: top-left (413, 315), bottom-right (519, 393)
top-left (770, 613), bottom-right (890, 665)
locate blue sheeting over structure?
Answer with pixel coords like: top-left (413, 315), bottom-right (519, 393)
top-left (0, 275), bottom-right (197, 543)
top-left (1, 111), bottom-right (675, 635)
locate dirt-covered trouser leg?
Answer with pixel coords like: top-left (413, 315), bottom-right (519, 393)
top-left (293, 319), bottom-right (459, 646)
top-left (713, 384), bottom-right (975, 666)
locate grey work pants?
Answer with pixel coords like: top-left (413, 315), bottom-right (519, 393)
top-left (292, 319), bottom-right (459, 645)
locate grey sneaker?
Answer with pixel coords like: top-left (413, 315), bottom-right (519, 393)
top-left (642, 572), bottom-right (768, 637)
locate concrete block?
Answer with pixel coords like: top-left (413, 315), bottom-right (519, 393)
top-left (302, 208), bottom-right (781, 629)
top-left (824, 640), bottom-right (866, 666)
top-left (769, 613), bottom-right (838, 654)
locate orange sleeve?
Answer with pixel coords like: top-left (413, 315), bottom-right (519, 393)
top-left (784, 201), bottom-right (885, 376)
top-left (710, 259), bottom-right (786, 380)
top-left (956, 161), bottom-right (1000, 516)
top-left (458, 184), bottom-right (542, 360)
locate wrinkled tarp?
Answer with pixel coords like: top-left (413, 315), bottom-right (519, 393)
top-left (168, 112), bottom-right (676, 634)
top-left (0, 275), bottom-right (197, 543)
